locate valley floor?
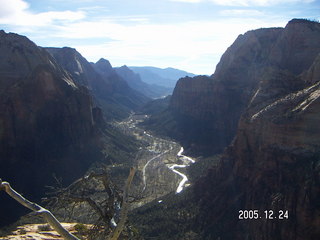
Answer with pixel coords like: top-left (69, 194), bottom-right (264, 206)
top-left (114, 113), bottom-right (197, 207)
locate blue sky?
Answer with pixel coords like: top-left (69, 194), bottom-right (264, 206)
top-left (0, 0), bottom-right (319, 75)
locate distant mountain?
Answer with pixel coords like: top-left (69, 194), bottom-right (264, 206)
top-left (115, 65), bottom-right (171, 99)
top-left (46, 49), bottom-right (149, 120)
top-left (92, 58), bottom-right (114, 77)
top-left (129, 66), bottom-right (195, 89)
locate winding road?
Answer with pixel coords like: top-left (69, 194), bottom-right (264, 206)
top-left (142, 151), bottom-right (168, 192)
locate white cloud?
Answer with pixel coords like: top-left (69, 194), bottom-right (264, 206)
top-left (0, 0), bottom-right (295, 74)
top-left (55, 17), bottom-right (285, 74)
top-left (0, 0), bottom-right (29, 17)
top-left (0, 0), bottom-right (85, 27)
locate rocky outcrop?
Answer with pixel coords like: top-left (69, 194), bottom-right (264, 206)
top-left (148, 19), bottom-right (320, 155)
top-left (46, 49), bottom-right (149, 120)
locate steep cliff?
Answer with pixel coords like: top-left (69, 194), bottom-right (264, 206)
top-left (145, 19), bottom-right (320, 155)
top-left (196, 52), bottom-right (320, 240)
top-left (0, 31), bottom-right (111, 225)
top-left (46, 49), bottom-right (149, 120)
top-left (195, 21), bottom-right (320, 240)
top-left (194, 20), bottom-right (320, 239)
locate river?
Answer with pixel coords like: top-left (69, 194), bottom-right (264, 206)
top-left (115, 114), bottom-right (196, 204)
top-left (169, 147), bottom-right (195, 193)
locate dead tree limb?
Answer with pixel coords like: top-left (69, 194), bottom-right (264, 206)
top-left (0, 178), bottom-right (79, 240)
top-left (107, 167), bottom-right (136, 240)
top-left (46, 169), bottom-right (119, 225)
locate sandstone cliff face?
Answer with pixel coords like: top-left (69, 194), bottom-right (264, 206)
top-left (231, 70), bottom-right (320, 240)
top-left (0, 31), bottom-right (105, 226)
top-left (195, 21), bottom-right (320, 240)
top-left (268, 19), bottom-right (320, 75)
top-left (166, 19), bottom-right (320, 155)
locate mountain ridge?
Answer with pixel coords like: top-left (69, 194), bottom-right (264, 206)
top-left (46, 47), bottom-right (149, 120)
top-left (129, 66), bottom-right (195, 89)
top-left (115, 65), bottom-right (171, 99)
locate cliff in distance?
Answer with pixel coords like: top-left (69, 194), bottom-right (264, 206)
top-left (46, 48), bottom-right (149, 120)
top-left (145, 19), bottom-right (320, 156)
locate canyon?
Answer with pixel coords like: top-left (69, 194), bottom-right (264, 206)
top-left (0, 18), bottom-right (320, 240)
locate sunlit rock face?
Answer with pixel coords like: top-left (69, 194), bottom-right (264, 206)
top-left (167, 19), bottom-right (320, 155)
top-left (194, 20), bottom-right (320, 240)
top-left (0, 31), bottom-right (104, 226)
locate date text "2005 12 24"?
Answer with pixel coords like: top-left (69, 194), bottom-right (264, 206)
top-left (239, 210), bottom-right (289, 220)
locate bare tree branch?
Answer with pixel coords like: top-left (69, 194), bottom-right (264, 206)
top-left (0, 178), bottom-right (80, 240)
top-left (107, 167), bottom-right (136, 240)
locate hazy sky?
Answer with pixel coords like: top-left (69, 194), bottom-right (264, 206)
top-left (0, 0), bottom-right (319, 75)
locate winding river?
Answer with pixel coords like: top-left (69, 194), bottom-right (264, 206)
top-left (169, 147), bottom-right (195, 193)
top-left (115, 114), bottom-right (196, 200)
